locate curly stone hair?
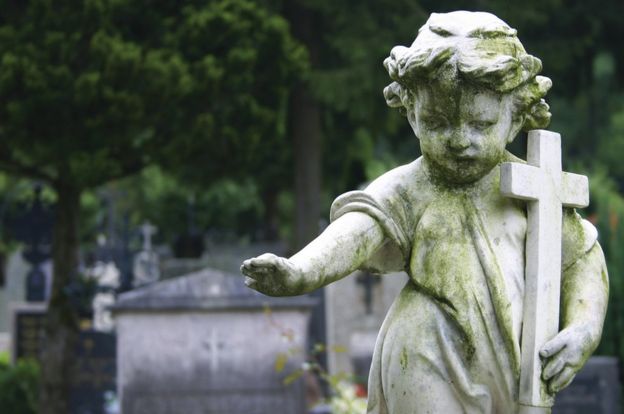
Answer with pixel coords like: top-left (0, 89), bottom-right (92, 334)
top-left (383, 11), bottom-right (552, 131)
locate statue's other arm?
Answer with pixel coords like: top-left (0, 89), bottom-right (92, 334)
top-left (241, 212), bottom-right (385, 297)
top-left (539, 241), bottom-right (609, 393)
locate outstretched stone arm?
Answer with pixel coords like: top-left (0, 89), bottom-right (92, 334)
top-left (241, 212), bottom-right (385, 296)
top-left (539, 242), bottom-right (609, 393)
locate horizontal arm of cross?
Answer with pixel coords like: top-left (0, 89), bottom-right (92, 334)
top-left (561, 172), bottom-right (589, 208)
top-left (500, 162), bottom-right (542, 201)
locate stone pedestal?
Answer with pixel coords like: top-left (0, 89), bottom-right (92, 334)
top-left (113, 267), bottom-right (316, 414)
top-left (553, 356), bottom-right (620, 413)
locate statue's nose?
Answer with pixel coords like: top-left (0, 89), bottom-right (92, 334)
top-left (448, 133), bottom-right (471, 151)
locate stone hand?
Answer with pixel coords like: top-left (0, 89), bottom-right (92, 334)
top-left (539, 325), bottom-right (595, 394)
top-left (240, 253), bottom-right (306, 296)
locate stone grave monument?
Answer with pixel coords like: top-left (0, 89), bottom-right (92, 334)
top-left (243, 11), bottom-right (610, 414)
top-left (553, 356), bottom-right (620, 413)
top-left (132, 221), bottom-right (160, 287)
top-left (113, 266), bottom-right (316, 414)
top-left (86, 256), bottom-right (120, 332)
top-left (0, 249), bottom-right (29, 350)
top-left (8, 184), bottom-right (54, 302)
top-left (9, 301), bottom-right (117, 414)
top-left (10, 301), bottom-right (47, 362)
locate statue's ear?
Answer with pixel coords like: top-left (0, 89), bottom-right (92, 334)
top-left (508, 116), bottom-right (525, 144)
top-left (406, 107), bottom-right (420, 140)
top-left (507, 104), bottom-right (526, 143)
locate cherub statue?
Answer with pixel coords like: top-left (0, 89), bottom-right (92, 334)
top-left (242, 11), bottom-right (608, 413)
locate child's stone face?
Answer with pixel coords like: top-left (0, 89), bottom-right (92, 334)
top-left (408, 83), bottom-right (520, 184)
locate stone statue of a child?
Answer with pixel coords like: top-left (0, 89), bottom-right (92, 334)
top-left (242, 11), bottom-right (608, 413)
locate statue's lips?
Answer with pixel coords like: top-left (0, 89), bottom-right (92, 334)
top-left (452, 153), bottom-right (478, 161)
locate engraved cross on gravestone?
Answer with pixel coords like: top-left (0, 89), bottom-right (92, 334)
top-left (203, 329), bottom-right (226, 373)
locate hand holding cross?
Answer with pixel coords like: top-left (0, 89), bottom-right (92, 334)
top-left (500, 130), bottom-right (589, 413)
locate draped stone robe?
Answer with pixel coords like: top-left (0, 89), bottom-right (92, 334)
top-left (330, 152), bottom-right (598, 414)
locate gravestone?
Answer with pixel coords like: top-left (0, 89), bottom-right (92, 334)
top-left (86, 261), bottom-right (120, 332)
top-left (70, 331), bottom-right (117, 414)
top-left (553, 356), bottom-right (620, 413)
top-left (0, 250), bottom-right (30, 354)
top-left (132, 222), bottom-right (160, 287)
top-left (10, 303), bottom-right (117, 414)
top-left (8, 185), bottom-right (54, 302)
top-left (10, 302), bottom-right (46, 361)
top-left (113, 266), bottom-right (316, 414)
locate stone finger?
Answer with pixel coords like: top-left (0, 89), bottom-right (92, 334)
top-left (542, 355), bottom-right (565, 380)
top-left (241, 264), bottom-right (260, 278)
top-left (549, 366), bottom-right (576, 393)
top-left (244, 276), bottom-right (257, 288)
top-left (540, 335), bottom-right (567, 358)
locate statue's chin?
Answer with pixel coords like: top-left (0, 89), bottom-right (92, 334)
top-left (426, 157), bottom-right (498, 186)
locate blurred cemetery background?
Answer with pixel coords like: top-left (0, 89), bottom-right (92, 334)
top-left (0, 1), bottom-right (623, 413)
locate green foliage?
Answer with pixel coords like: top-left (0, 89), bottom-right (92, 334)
top-left (0, 0), bottom-right (305, 191)
top-left (294, 1), bottom-right (428, 196)
top-left (144, 0), bottom-right (308, 189)
top-left (106, 165), bottom-right (264, 243)
top-left (0, 355), bottom-right (40, 414)
top-left (589, 172), bottom-right (624, 363)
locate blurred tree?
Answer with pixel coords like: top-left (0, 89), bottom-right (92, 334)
top-left (0, 0), bottom-right (304, 412)
top-left (587, 171), bottom-right (624, 369)
top-left (266, 1), bottom-right (428, 249)
top-left (111, 166), bottom-right (265, 245)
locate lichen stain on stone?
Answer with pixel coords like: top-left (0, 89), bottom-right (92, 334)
top-left (400, 346), bottom-right (409, 372)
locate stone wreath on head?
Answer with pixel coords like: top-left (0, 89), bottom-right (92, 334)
top-left (383, 11), bottom-right (552, 132)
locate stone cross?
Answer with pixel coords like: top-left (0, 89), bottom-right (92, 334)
top-left (203, 329), bottom-right (226, 373)
top-left (356, 271), bottom-right (380, 315)
top-left (140, 221), bottom-right (157, 251)
top-left (500, 130), bottom-right (589, 412)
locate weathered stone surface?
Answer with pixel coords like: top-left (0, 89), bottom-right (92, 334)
top-left (114, 267), bottom-right (315, 414)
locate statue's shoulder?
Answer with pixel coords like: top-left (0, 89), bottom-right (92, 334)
top-left (330, 157), bottom-right (428, 230)
top-left (365, 157), bottom-right (428, 201)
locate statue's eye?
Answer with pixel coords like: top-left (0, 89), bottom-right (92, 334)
top-left (470, 120), bottom-right (496, 130)
top-left (422, 116), bottom-right (447, 130)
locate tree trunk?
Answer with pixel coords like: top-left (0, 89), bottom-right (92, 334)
top-left (39, 183), bottom-right (81, 414)
top-left (285, 2), bottom-right (327, 379)
top-left (262, 189), bottom-right (280, 242)
top-left (286, 2), bottom-right (322, 251)
top-left (291, 84), bottom-right (322, 250)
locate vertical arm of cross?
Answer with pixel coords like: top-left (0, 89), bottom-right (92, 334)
top-left (140, 222), bottom-right (157, 251)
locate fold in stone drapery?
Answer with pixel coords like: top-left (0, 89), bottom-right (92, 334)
top-left (331, 190), bottom-right (410, 261)
top-left (464, 195), bottom-right (522, 377)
